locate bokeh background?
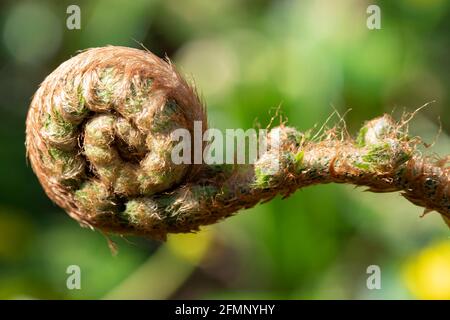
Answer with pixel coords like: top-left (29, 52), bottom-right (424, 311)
top-left (0, 0), bottom-right (449, 299)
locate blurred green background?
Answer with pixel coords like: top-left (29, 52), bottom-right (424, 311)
top-left (0, 0), bottom-right (449, 299)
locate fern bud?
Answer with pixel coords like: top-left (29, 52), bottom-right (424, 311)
top-left (26, 46), bottom-right (450, 240)
top-left (26, 46), bottom-right (206, 239)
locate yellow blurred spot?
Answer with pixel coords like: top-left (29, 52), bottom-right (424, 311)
top-left (403, 241), bottom-right (450, 299)
top-left (166, 229), bottom-right (213, 264)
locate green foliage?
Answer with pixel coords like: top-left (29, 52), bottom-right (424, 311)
top-left (0, 0), bottom-right (449, 300)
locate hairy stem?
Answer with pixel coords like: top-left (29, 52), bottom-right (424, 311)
top-left (136, 115), bottom-right (450, 238)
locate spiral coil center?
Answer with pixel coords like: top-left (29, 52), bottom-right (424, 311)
top-left (26, 46), bottom-right (206, 230)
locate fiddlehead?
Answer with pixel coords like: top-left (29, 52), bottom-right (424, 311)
top-left (26, 46), bottom-right (450, 240)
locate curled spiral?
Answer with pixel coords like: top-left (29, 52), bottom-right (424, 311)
top-left (26, 46), bottom-right (206, 239)
top-left (27, 46), bottom-right (450, 240)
